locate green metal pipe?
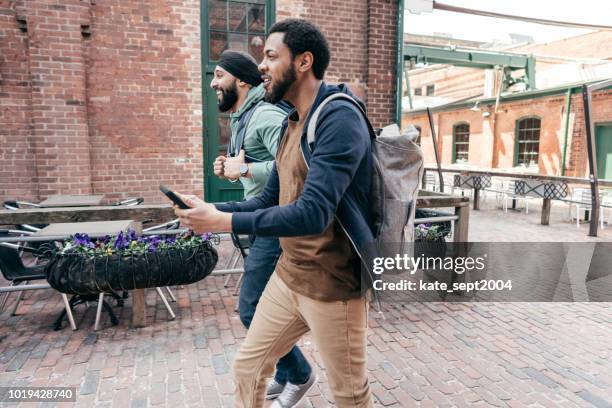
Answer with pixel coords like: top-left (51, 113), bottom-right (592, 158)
top-left (395, 0), bottom-right (405, 124)
top-left (561, 88), bottom-right (572, 175)
top-left (404, 62), bottom-right (413, 110)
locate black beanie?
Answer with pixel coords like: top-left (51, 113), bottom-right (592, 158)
top-left (217, 50), bottom-right (262, 86)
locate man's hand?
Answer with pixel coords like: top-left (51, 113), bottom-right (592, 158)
top-left (173, 192), bottom-right (232, 233)
top-left (214, 155), bottom-right (227, 179)
top-left (223, 150), bottom-right (248, 180)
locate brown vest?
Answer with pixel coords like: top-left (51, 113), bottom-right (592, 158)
top-left (274, 110), bottom-right (361, 302)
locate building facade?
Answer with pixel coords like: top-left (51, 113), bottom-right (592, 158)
top-left (402, 31), bottom-right (612, 180)
top-left (1, 0), bottom-right (400, 204)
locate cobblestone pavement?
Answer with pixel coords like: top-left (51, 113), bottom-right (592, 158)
top-left (1, 200), bottom-right (611, 407)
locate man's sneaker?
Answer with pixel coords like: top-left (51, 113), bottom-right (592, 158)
top-left (266, 379), bottom-right (285, 400)
top-left (270, 373), bottom-right (317, 408)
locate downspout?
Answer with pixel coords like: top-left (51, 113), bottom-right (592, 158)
top-left (404, 62), bottom-right (414, 110)
top-left (561, 88), bottom-right (572, 176)
top-left (395, 0), bottom-right (405, 124)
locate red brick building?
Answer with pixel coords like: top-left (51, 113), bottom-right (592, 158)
top-left (0, 0), bottom-right (400, 204)
top-left (402, 31), bottom-right (612, 179)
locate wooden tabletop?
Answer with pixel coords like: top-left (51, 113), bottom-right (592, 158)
top-left (34, 220), bottom-right (138, 237)
top-left (39, 195), bottom-right (106, 208)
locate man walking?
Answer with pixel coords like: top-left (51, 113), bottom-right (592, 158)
top-left (180, 20), bottom-right (374, 407)
top-left (209, 50), bottom-right (314, 402)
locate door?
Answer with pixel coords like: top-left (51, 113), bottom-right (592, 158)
top-left (202, 0), bottom-right (275, 203)
top-left (595, 124), bottom-right (612, 180)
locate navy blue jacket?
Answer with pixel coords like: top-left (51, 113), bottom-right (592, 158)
top-left (216, 83), bottom-right (375, 257)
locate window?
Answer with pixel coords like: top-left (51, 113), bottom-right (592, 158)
top-left (414, 87), bottom-right (422, 96)
top-left (453, 123), bottom-right (469, 163)
top-left (207, 0), bottom-right (267, 62)
top-left (515, 117), bottom-right (541, 166)
top-left (426, 84), bottom-right (435, 96)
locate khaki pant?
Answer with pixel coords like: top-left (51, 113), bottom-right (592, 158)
top-left (233, 272), bottom-right (373, 408)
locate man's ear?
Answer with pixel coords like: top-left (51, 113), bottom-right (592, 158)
top-left (236, 80), bottom-right (250, 89)
top-left (296, 52), bottom-right (314, 74)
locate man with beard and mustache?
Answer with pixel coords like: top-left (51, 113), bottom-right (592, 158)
top-left (210, 50), bottom-right (313, 402)
top-left (177, 20), bottom-right (373, 407)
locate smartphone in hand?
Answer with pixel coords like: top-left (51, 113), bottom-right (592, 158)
top-left (159, 184), bottom-right (190, 209)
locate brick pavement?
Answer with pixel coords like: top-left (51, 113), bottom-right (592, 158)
top-left (1, 203), bottom-right (612, 407)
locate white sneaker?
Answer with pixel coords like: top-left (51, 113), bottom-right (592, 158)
top-left (266, 379), bottom-right (285, 400)
top-left (270, 373), bottom-right (317, 408)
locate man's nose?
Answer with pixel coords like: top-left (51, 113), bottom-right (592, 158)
top-left (258, 61), bottom-right (266, 73)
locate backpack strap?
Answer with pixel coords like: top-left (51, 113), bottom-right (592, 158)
top-left (228, 100), bottom-right (264, 159)
top-left (305, 93), bottom-right (375, 153)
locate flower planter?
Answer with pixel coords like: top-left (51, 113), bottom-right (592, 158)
top-left (43, 230), bottom-right (218, 295)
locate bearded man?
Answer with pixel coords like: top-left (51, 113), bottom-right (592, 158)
top-left (209, 50), bottom-right (314, 404)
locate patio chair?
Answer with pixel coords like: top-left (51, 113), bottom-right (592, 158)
top-left (482, 178), bottom-right (506, 206)
top-left (224, 233), bottom-right (250, 293)
top-left (0, 229), bottom-right (77, 330)
top-left (2, 200), bottom-right (45, 233)
top-left (424, 173), bottom-right (440, 192)
top-left (601, 192), bottom-right (612, 229)
top-left (501, 180), bottom-right (530, 214)
top-left (572, 190), bottom-right (606, 229)
top-left (116, 198), bottom-right (177, 305)
top-left (111, 197), bottom-right (144, 206)
top-left (141, 218), bottom-right (187, 315)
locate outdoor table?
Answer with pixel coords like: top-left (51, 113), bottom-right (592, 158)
top-left (35, 220), bottom-right (137, 237)
top-left (39, 194), bottom-right (105, 208)
top-left (515, 179), bottom-right (569, 225)
top-left (34, 220), bottom-right (148, 328)
top-left (453, 173), bottom-right (492, 210)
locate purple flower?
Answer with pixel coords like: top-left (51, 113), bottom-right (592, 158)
top-left (165, 236), bottom-right (176, 245)
top-left (145, 235), bottom-right (162, 253)
top-left (113, 231), bottom-right (130, 250)
top-left (201, 232), bottom-right (212, 241)
top-left (74, 233), bottom-right (95, 248)
top-left (127, 228), bottom-right (138, 242)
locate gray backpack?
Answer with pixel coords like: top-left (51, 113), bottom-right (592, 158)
top-left (306, 93), bottom-right (424, 251)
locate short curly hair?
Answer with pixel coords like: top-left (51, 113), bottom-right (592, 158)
top-left (269, 19), bottom-right (330, 80)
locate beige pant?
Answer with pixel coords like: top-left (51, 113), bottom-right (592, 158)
top-left (233, 272), bottom-right (372, 408)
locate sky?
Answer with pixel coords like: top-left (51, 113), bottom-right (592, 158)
top-left (404, 0), bottom-right (611, 44)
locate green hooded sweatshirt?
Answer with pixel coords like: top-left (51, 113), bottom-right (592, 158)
top-left (229, 83), bottom-right (286, 199)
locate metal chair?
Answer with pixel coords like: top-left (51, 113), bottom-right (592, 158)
top-left (2, 201), bottom-right (45, 233)
top-left (0, 229), bottom-right (77, 330)
top-left (111, 197), bottom-right (144, 206)
top-left (483, 178), bottom-right (506, 206)
top-left (223, 234), bottom-right (250, 295)
top-left (572, 190), bottom-right (605, 229)
top-left (424, 173), bottom-right (439, 192)
top-left (140, 218), bottom-right (186, 317)
top-left (502, 180), bottom-right (530, 213)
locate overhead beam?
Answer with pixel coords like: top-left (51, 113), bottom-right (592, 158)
top-left (404, 44), bottom-right (532, 70)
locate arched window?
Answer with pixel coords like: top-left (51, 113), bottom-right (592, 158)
top-left (515, 117), bottom-right (541, 166)
top-left (453, 123), bottom-right (470, 163)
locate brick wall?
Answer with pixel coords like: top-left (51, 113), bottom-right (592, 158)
top-left (1, 0), bottom-right (398, 204)
top-left (567, 89), bottom-right (612, 178)
top-left (277, 0), bottom-right (398, 127)
top-left (364, 0), bottom-right (398, 128)
top-left (85, 0), bottom-right (203, 203)
top-left (0, 0), bottom-right (202, 204)
top-left (0, 3), bottom-right (38, 201)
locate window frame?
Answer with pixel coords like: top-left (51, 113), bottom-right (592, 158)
top-left (452, 122), bottom-right (470, 164)
top-left (514, 116), bottom-right (542, 167)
